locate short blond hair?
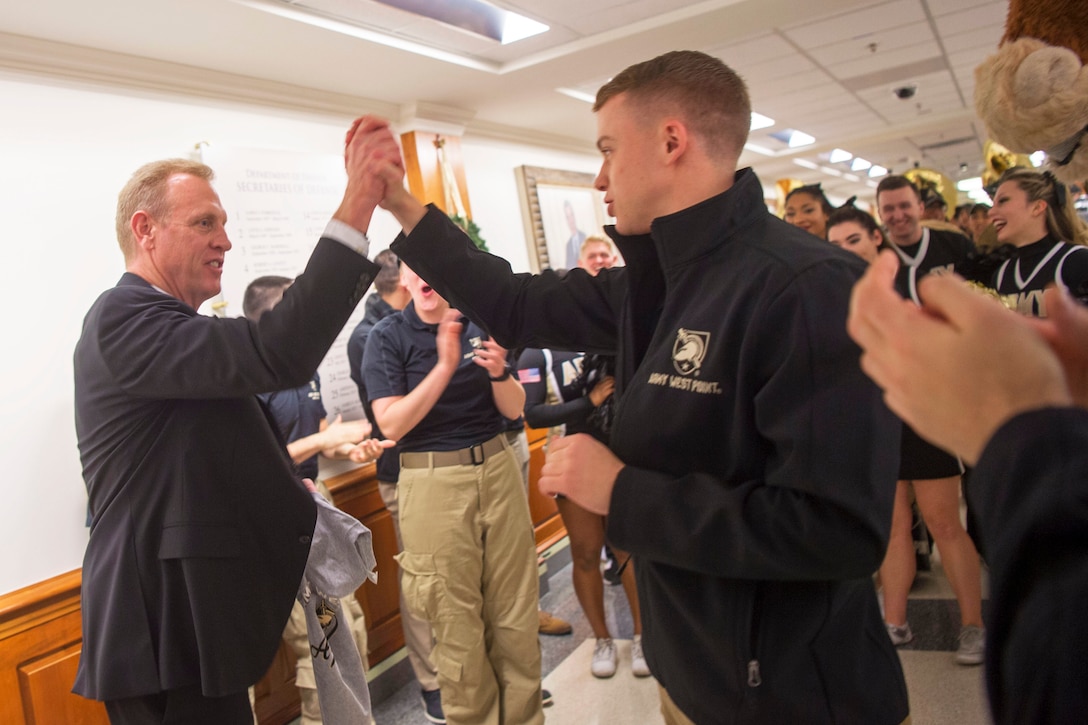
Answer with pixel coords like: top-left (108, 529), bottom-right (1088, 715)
top-left (116, 159), bottom-right (214, 261)
top-left (594, 50), bottom-right (751, 161)
top-left (579, 235), bottom-right (614, 258)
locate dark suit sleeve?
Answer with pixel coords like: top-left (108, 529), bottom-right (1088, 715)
top-left (98, 239), bottom-right (377, 399)
top-left (967, 407), bottom-right (1088, 723)
top-left (391, 205), bottom-right (623, 354)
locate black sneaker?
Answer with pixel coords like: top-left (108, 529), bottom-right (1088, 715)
top-left (542, 688), bottom-right (553, 707)
top-left (602, 560), bottom-right (623, 586)
top-left (421, 688), bottom-right (445, 724)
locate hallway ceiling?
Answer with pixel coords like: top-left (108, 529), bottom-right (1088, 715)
top-left (0, 0), bottom-right (1010, 204)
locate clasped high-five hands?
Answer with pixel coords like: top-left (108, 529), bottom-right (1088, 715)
top-left (341, 115), bottom-right (627, 514)
top-left (848, 250), bottom-right (1088, 466)
top-left (342, 116), bottom-right (426, 232)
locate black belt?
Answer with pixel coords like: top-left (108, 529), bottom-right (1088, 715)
top-left (400, 434), bottom-right (506, 469)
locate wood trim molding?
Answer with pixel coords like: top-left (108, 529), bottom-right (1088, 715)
top-left (0, 570), bottom-right (82, 641)
top-left (0, 570), bottom-right (108, 725)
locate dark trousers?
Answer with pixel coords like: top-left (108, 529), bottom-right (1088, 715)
top-left (105, 684), bottom-right (252, 724)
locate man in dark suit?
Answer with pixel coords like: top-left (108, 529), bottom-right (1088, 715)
top-left (72, 116), bottom-right (399, 723)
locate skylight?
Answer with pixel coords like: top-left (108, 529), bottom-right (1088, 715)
top-left (770, 128), bottom-right (815, 148)
top-left (374, 0), bottom-right (548, 44)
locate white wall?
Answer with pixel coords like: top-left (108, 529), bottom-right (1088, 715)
top-left (460, 135), bottom-right (602, 273)
top-left (0, 69), bottom-right (599, 595)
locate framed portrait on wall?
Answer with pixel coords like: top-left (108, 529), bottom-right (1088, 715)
top-left (516, 165), bottom-right (613, 273)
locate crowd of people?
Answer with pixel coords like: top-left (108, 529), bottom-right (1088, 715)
top-left (71, 46), bottom-right (1088, 725)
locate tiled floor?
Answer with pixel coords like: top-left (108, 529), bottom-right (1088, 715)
top-left (369, 542), bottom-right (993, 724)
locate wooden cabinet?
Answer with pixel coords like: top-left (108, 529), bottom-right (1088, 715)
top-left (525, 425), bottom-right (565, 551)
top-left (0, 571), bottom-right (108, 725)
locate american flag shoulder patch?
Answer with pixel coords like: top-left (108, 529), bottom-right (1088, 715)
top-left (517, 368), bottom-right (542, 384)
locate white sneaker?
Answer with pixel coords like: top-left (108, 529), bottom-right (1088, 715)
top-left (885, 621), bottom-right (913, 646)
top-left (630, 635), bottom-right (650, 677)
top-left (956, 625), bottom-right (985, 665)
top-left (591, 637), bottom-right (617, 678)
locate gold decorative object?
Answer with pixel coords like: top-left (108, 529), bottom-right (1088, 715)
top-left (434, 135), bottom-right (467, 219)
top-left (904, 168), bottom-right (958, 218)
top-left (982, 139), bottom-right (1035, 187)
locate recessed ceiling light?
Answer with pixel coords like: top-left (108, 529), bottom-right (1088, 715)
top-left (829, 148), bottom-right (852, 164)
top-left (851, 157), bottom-right (872, 172)
top-left (750, 112), bottom-right (775, 130)
top-left (788, 130), bottom-right (815, 148)
top-left (793, 158), bottom-right (819, 170)
top-left (820, 166), bottom-right (843, 177)
top-left (957, 177), bottom-right (983, 191)
top-left (868, 165), bottom-right (888, 178)
top-left (771, 129), bottom-right (815, 148)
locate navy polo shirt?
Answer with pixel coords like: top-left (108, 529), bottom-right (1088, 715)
top-left (362, 302), bottom-right (508, 453)
top-left (259, 374), bottom-right (327, 480)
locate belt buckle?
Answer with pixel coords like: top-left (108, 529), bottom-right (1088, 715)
top-left (469, 443), bottom-right (485, 466)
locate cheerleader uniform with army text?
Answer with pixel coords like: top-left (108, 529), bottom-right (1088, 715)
top-left (515, 348), bottom-right (611, 445)
top-left (990, 235), bottom-right (1088, 316)
top-left (893, 226), bottom-right (975, 479)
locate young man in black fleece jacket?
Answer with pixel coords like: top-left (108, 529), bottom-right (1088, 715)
top-left (362, 51), bottom-right (909, 725)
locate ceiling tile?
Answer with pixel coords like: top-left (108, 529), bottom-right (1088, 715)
top-left (714, 33), bottom-right (796, 67)
top-left (750, 72), bottom-right (836, 99)
top-left (926, 0), bottom-right (1009, 18)
top-left (783, 0), bottom-right (926, 49)
top-left (848, 61), bottom-right (952, 96)
top-left (740, 53), bottom-right (818, 83)
top-left (827, 41), bottom-right (942, 80)
top-left (806, 21), bottom-right (930, 67)
top-left (939, 22), bottom-right (1007, 53)
top-left (566, 0), bottom-right (695, 36)
top-left (935, 6), bottom-right (1005, 36)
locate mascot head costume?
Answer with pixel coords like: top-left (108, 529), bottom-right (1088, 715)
top-left (974, 0), bottom-right (1088, 183)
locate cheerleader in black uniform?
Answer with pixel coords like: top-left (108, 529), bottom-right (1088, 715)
top-left (826, 205), bottom-right (886, 264)
top-left (875, 176), bottom-right (986, 666)
top-left (515, 237), bottom-right (649, 681)
top-left (985, 168), bottom-right (1088, 315)
top-left (784, 183), bottom-right (833, 240)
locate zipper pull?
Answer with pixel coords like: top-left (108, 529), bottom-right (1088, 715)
top-left (747, 659), bottom-right (762, 687)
